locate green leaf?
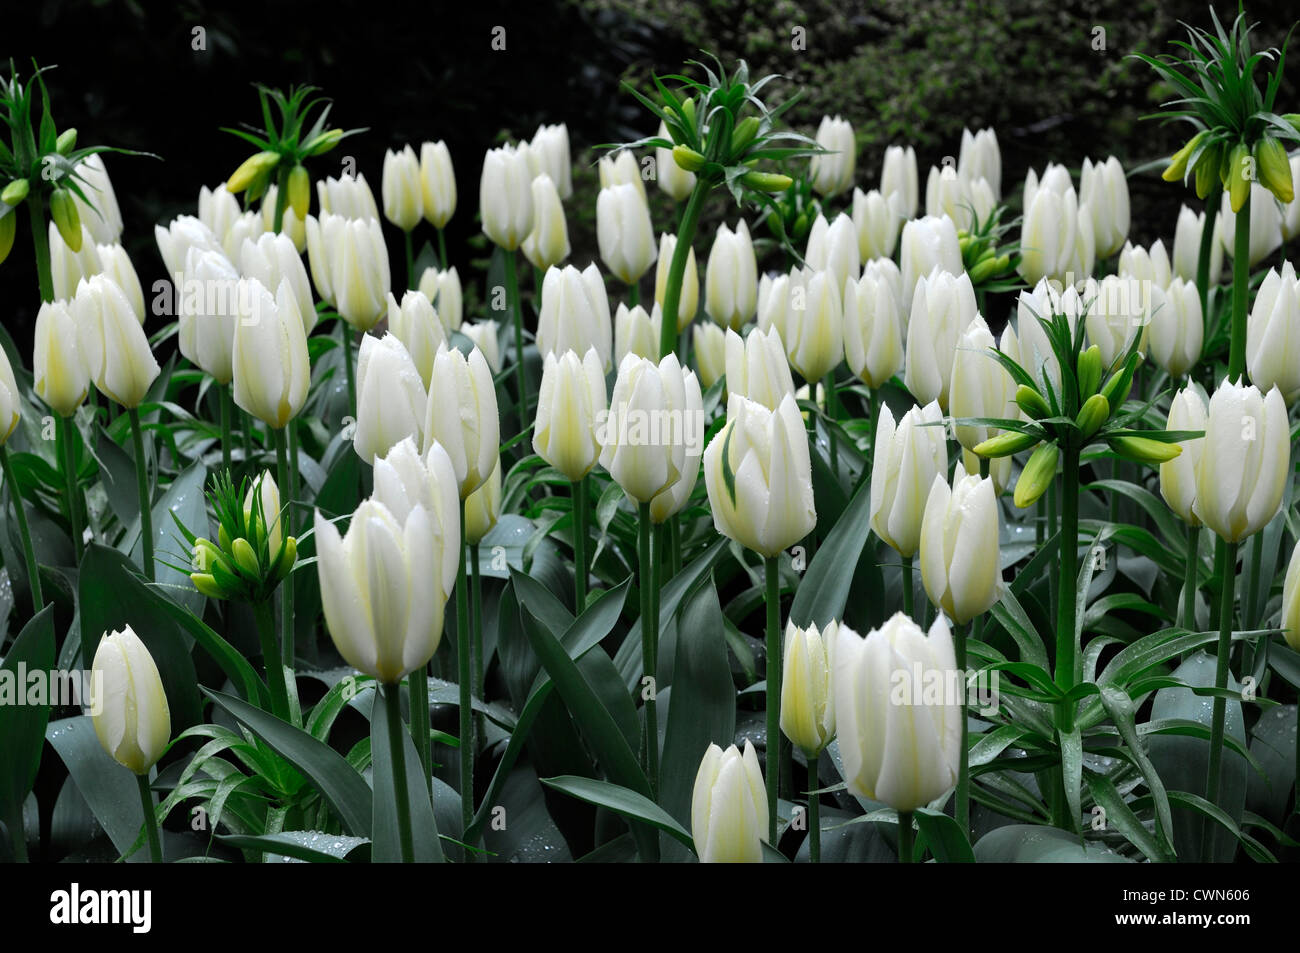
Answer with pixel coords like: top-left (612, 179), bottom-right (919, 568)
top-left (540, 775), bottom-right (695, 850)
top-left (144, 585), bottom-right (267, 708)
top-left (369, 687), bottom-right (443, 862)
top-left (789, 475), bottom-right (873, 630)
top-left (219, 831), bottom-right (369, 863)
top-left (0, 605), bottom-right (56, 827)
top-left (1099, 684), bottom-right (1176, 856)
top-left (914, 808), bottom-right (974, 863)
top-left (47, 716), bottom-right (153, 861)
top-left (1084, 772), bottom-right (1176, 863)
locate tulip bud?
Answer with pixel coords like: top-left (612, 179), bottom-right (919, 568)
top-left (1282, 155), bottom-right (1300, 242)
top-left (231, 278), bottom-right (311, 429)
top-left (691, 740), bottom-right (768, 863)
top-left (949, 316), bottom-right (1016, 452)
top-left (177, 246), bottom-right (240, 385)
top-left (461, 320), bottom-right (501, 374)
top-left (227, 151), bottom-right (281, 194)
top-left (704, 393), bottom-right (815, 557)
top-left (1014, 442), bottom-right (1058, 508)
top-left (525, 123), bottom-right (572, 200)
top-left (354, 333), bottom-right (428, 465)
top-left (536, 263), bottom-right (613, 370)
top-left (725, 326), bottom-right (794, 412)
top-left (1018, 177), bottom-right (1087, 286)
top-left (601, 352), bottom-right (697, 504)
top-left (704, 220), bottom-right (758, 331)
top-left (843, 263), bottom-right (904, 389)
top-left (693, 322), bottom-right (726, 391)
top-left (1173, 205), bottom-right (1223, 282)
top-left (0, 346), bottom-right (19, 445)
top-left (804, 212), bottom-right (860, 292)
top-left (783, 269), bottom-right (844, 383)
top-left (958, 127), bottom-right (1002, 199)
top-left (781, 620), bottom-right (837, 754)
top-left (614, 302), bottom-right (662, 364)
top-left (306, 213), bottom-right (390, 330)
top-left (157, 214), bottom-right (224, 285)
top-left (382, 145), bottom-right (424, 231)
top-left (73, 274), bottom-right (160, 409)
top-left (870, 400), bottom-right (948, 557)
top-left (50, 188), bottom-right (83, 251)
top-left (899, 216), bottom-right (962, 316)
top-left (808, 115), bottom-right (855, 198)
top-left (1281, 540), bottom-right (1300, 652)
top-left (464, 457), bottom-right (502, 546)
top-left (925, 164), bottom-right (995, 233)
top-left (1075, 393), bottom-right (1110, 440)
top-left (881, 145), bottom-right (919, 219)
top-left (1159, 385), bottom-right (1207, 527)
top-left (1080, 156), bottom-right (1130, 258)
top-left (851, 187), bottom-right (902, 262)
top-left (386, 290), bottom-right (446, 389)
top-left (1146, 279), bottom-right (1202, 379)
top-left (1246, 262), bottom-right (1300, 405)
top-left (2, 179), bottom-right (29, 205)
top-left (598, 149), bottom-right (647, 199)
top-left (69, 154), bottom-right (124, 246)
top-left (653, 233), bottom-right (698, 328)
top-left (597, 183), bottom-right (657, 285)
top-left (533, 348), bottom-right (607, 483)
top-left (521, 173), bottom-right (571, 272)
top-left (419, 140), bottom-right (457, 229)
top-left (33, 299), bottom-right (90, 417)
top-left (833, 614), bottom-right (961, 811)
top-left (905, 267), bottom-right (977, 409)
top-left (417, 265), bottom-right (463, 331)
top-left (655, 121), bottom-right (695, 201)
top-left (480, 144), bottom-right (535, 251)
top-left (316, 172), bottom-right (379, 221)
top-left (96, 243), bottom-right (146, 323)
top-left (649, 364), bottom-right (703, 524)
top-left (920, 466), bottom-right (1002, 624)
top-left (90, 627), bottom-right (171, 775)
top-left (423, 344), bottom-right (500, 498)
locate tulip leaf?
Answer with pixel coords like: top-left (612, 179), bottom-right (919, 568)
top-left (369, 686), bottom-right (443, 863)
top-left (203, 687), bottom-right (373, 837)
top-left (218, 831), bottom-right (369, 863)
top-left (788, 475), bottom-right (873, 631)
top-left (540, 775), bottom-right (695, 850)
top-left (913, 808), bottom-right (974, 863)
top-left (0, 605), bottom-right (56, 836)
top-left (973, 823), bottom-right (1133, 862)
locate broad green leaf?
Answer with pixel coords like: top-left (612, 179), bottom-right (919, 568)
top-left (914, 808), bottom-right (974, 863)
top-left (0, 606), bottom-right (56, 829)
top-left (540, 775), bottom-right (695, 850)
top-left (789, 475), bottom-right (872, 630)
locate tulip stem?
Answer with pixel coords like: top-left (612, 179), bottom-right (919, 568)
top-left (339, 320), bottom-right (357, 415)
top-left (764, 553), bottom-right (780, 845)
top-left (273, 427), bottom-right (294, 670)
top-left (408, 665), bottom-right (431, 797)
top-left (437, 227), bottom-right (448, 271)
top-left (823, 373), bottom-right (838, 478)
top-left (219, 384), bottom-right (233, 477)
top-left (59, 416), bottom-right (84, 564)
top-left (658, 180), bottom-right (709, 358)
top-left (456, 500), bottom-right (474, 854)
top-left (1052, 445), bottom-right (1080, 830)
top-left (471, 542), bottom-right (484, 747)
top-left (129, 409), bottom-right (154, 582)
top-left (638, 502), bottom-right (660, 801)
top-left (381, 682), bottom-right (415, 864)
top-left (1196, 186), bottom-right (1221, 321)
top-left (572, 478), bottom-right (588, 610)
top-left (1183, 524), bottom-right (1200, 633)
top-left (1228, 190), bottom-right (1250, 383)
top-left (628, 281), bottom-right (639, 308)
top-left (504, 249), bottom-right (528, 429)
top-left (805, 750), bottom-right (821, 863)
top-left (271, 165), bottom-right (290, 235)
top-left (669, 514), bottom-right (682, 577)
top-left (252, 598), bottom-right (290, 722)
top-left (901, 555), bottom-right (914, 619)
top-left (135, 774), bottom-right (162, 863)
top-left (28, 191), bottom-right (55, 303)
top-left (404, 230), bottom-right (415, 291)
top-left (1245, 533), bottom-right (1263, 636)
top-left (954, 620), bottom-right (970, 839)
top-left (1203, 536), bottom-right (1238, 861)
top-left (897, 810), bottom-right (914, 863)
top-left (0, 444), bottom-right (44, 609)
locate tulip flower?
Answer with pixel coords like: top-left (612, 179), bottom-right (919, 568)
top-left (648, 362), bottom-right (703, 524)
top-left (843, 263), bottom-right (904, 390)
top-left (537, 263), bottom-right (613, 370)
top-left (804, 212), bottom-right (860, 291)
top-left (725, 326), bottom-right (795, 412)
top-left (870, 400), bottom-right (948, 567)
top-left (464, 457), bottom-right (502, 547)
top-left (198, 183), bottom-right (244, 250)
top-left (925, 164), bottom-right (995, 232)
top-left (1160, 384), bottom-right (1207, 528)
top-left (480, 143), bottom-right (535, 251)
top-left (305, 212), bottom-right (390, 331)
top-left (1282, 540), bottom-right (1300, 652)
top-left (382, 144), bottom-right (423, 231)
top-left (1172, 204), bottom-right (1224, 284)
top-left (420, 140), bottom-right (457, 229)
top-left (597, 183), bottom-right (657, 287)
top-left (521, 173), bottom-right (570, 272)
top-left (316, 172), bottom-right (379, 221)
top-left (418, 265), bottom-right (463, 331)
top-left (904, 267), bottom-right (977, 409)
top-left (96, 243), bottom-right (145, 323)
top-left (598, 149), bottom-right (647, 200)
top-left (899, 215), bottom-right (962, 316)
top-left (0, 345), bottom-right (38, 606)
top-left (386, 290), bottom-right (446, 388)
top-left (919, 465), bottom-right (1002, 624)
top-left (218, 211), bottom-right (266, 264)
top-left (178, 246), bottom-right (240, 386)
top-left (693, 322), bottom-right (726, 391)
top-left (833, 613), bottom-right (961, 817)
top-left (34, 298), bottom-right (90, 418)
top-left (50, 223), bottom-right (103, 302)
top-left (0, 348), bottom-right (17, 445)
top-left (461, 320), bottom-right (501, 374)
top-left (881, 144), bottom-right (919, 219)
top-left (74, 274), bottom-right (159, 410)
top-left (1246, 262), bottom-right (1300, 404)
top-left (155, 215), bottom-right (225, 283)
top-left (600, 352), bottom-right (696, 503)
top-left (958, 127), bottom-right (1001, 200)
top-left (783, 269), bottom-right (844, 383)
top-left (231, 278), bottom-right (311, 430)
top-left (691, 741), bottom-right (768, 863)
top-left (240, 232), bottom-right (316, 333)
top-left (1283, 154), bottom-right (1300, 242)
top-left (1117, 239), bottom-right (1172, 291)
top-left (1147, 278), bottom-right (1203, 380)
top-left (655, 120), bottom-right (695, 201)
top-left (1080, 156), bottom-right (1131, 258)
top-left (949, 315), bottom-right (1016, 451)
top-left (261, 184), bottom-right (307, 251)
top-left (704, 219), bottom-right (758, 331)
top-left (1218, 182), bottom-right (1284, 267)
top-left (756, 267), bottom-right (802, 341)
top-left (1016, 278), bottom-right (1084, 390)
top-left (809, 115), bottom-right (856, 197)
top-left (354, 333), bottom-right (428, 465)
top-left (70, 154), bottom-right (124, 245)
top-left (615, 302), bottom-right (662, 363)
top-left (851, 187), bottom-right (902, 262)
top-left (534, 348), bottom-right (607, 484)
top-left (653, 233), bottom-right (698, 329)
top-left (1019, 172), bottom-right (1092, 286)
top-left (527, 123), bottom-right (572, 200)
top-left (703, 393), bottom-right (816, 558)
top-left (423, 344), bottom-right (499, 499)
top-left (1193, 378), bottom-right (1289, 543)
top-left (1084, 274), bottom-right (1150, 370)
top-left (781, 620), bottom-right (837, 756)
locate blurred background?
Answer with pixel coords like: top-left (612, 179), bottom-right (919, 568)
top-left (3, 0), bottom-right (1298, 351)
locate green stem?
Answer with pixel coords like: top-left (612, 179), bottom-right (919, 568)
top-left (437, 227), bottom-right (448, 271)
top-left (382, 682), bottom-right (415, 863)
top-left (1047, 476), bottom-right (1059, 611)
top-left (638, 502), bottom-right (659, 800)
top-left (628, 281), bottom-right (640, 308)
top-left (901, 554), bottom-right (914, 619)
top-left (273, 427), bottom-right (294, 669)
top-left (954, 620), bottom-right (970, 838)
top-left (219, 384), bottom-right (233, 477)
top-left (408, 665), bottom-right (431, 796)
top-left (572, 478), bottom-right (588, 611)
top-left (0, 444), bottom-right (44, 609)
top-left (128, 408), bottom-right (153, 582)
top-left (1183, 524), bottom-right (1200, 633)
top-left (456, 499), bottom-right (474, 852)
top-left (252, 598), bottom-right (290, 721)
top-left (764, 554), bottom-right (780, 845)
top-left (136, 774), bottom-right (162, 863)
top-left (271, 165), bottom-right (290, 235)
top-left (241, 409), bottom-right (253, 464)
top-left (59, 416), bottom-right (84, 564)
top-left (806, 750), bottom-right (821, 863)
top-left (28, 191), bottom-right (54, 303)
top-left (340, 320), bottom-right (357, 415)
top-left (669, 514), bottom-right (682, 577)
top-left (471, 541), bottom-right (484, 747)
top-left (658, 180), bottom-right (709, 358)
top-left (1228, 190), bottom-right (1250, 382)
top-left (1055, 446), bottom-right (1079, 695)
top-left (978, 455), bottom-right (989, 481)
top-left (1203, 537), bottom-right (1238, 861)
top-left (897, 810), bottom-right (914, 863)
top-left (1196, 187), bottom-right (1220, 333)
top-left (504, 249), bottom-right (527, 429)
top-left (824, 372), bottom-right (838, 479)
top-left (404, 230), bottom-right (415, 291)
top-left (1245, 533), bottom-right (1263, 634)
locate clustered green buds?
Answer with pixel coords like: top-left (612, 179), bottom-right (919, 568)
top-left (955, 207), bottom-right (1016, 288)
top-left (1014, 442), bottom-right (1059, 508)
top-left (49, 187), bottom-right (82, 249)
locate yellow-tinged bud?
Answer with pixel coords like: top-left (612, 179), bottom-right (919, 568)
top-left (1015, 384), bottom-right (1051, 419)
top-left (305, 129), bottom-right (344, 156)
top-left (740, 171), bottom-right (792, 193)
top-left (1108, 434), bottom-right (1181, 465)
top-left (1255, 136), bottom-right (1294, 204)
top-left (672, 144), bottom-right (707, 173)
top-left (190, 572), bottom-right (224, 599)
top-left (272, 535), bottom-right (298, 582)
top-left (1194, 142), bottom-right (1221, 200)
top-left (227, 151), bottom-right (280, 194)
top-left (731, 116), bottom-right (761, 155)
top-left (2, 179), bottom-right (30, 205)
top-left (973, 430), bottom-right (1039, 458)
top-left (49, 188), bottom-right (82, 251)
top-left (680, 97), bottom-right (696, 130)
top-left (1226, 142), bottom-right (1251, 213)
top-left (1076, 345), bottom-right (1103, 400)
top-left (1163, 131), bottom-right (1207, 182)
top-left (0, 211), bottom-right (14, 265)
top-left (1014, 441), bottom-right (1058, 508)
top-left (967, 253), bottom-right (1004, 284)
top-left (288, 164), bottom-right (310, 219)
top-left (56, 128), bottom-right (77, 154)
top-left (1075, 393), bottom-right (1110, 439)
top-left (231, 536), bottom-right (260, 577)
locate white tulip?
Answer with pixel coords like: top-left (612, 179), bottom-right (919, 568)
top-left (1172, 204), bottom-right (1223, 284)
top-left (178, 246), bottom-right (240, 384)
top-left (614, 302), bottom-right (662, 364)
top-left (958, 128), bottom-right (1001, 200)
top-left (655, 120), bottom-right (695, 202)
top-left (1218, 183), bottom-right (1284, 266)
top-left (316, 172), bottom-right (379, 221)
top-left (240, 232), bottom-right (315, 333)
top-left (881, 145), bottom-right (919, 219)
top-left (461, 320), bottom-right (501, 374)
top-left (804, 212), bottom-right (860, 291)
top-left (73, 274), bottom-right (160, 408)
top-left (920, 465), bottom-right (1002, 624)
top-left (1148, 278), bottom-right (1203, 380)
top-left (725, 326), bottom-right (795, 411)
top-left (422, 344), bottom-right (499, 498)
top-left (1246, 261), bottom-right (1300, 404)
top-left (521, 173), bottom-right (570, 271)
top-left (904, 267), bottom-right (977, 409)
top-left (809, 115), bottom-right (856, 197)
top-left (899, 215), bottom-right (962, 317)
top-left (70, 154), bottom-right (124, 245)
top-left (305, 212), bottom-right (390, 330)
top-left (596, 183), bottom-right (657, 285)
top-left (417, 265), bottom-right (463, 331)
top-left (480, 144), bottom-right (535, 251)
top-left (705, 220), bottom-right (758, 331)
top-left (33, 299), bottom-right (89, 417)
top-left (382, 145), bottom-right (424, 231)
top-left (870, 400), bottom-right (948, 558)
top-left (354, 333), bottom-right (427, 464)
top-left (1080, 156), bottom-right (1130, 258)
top-left (691, 740), bottom-right (768, 863)
top-left (231, 278), bottom-right (311, 429)
top-left (537, 263), bottom-right (613, 370)
top-left (843, 264), bottom-right (904, 389)
top-left (653, 233), bottom-right (698, 329)
top-left (851, 187), bottom-right (903, 262)
top-left (1160, 384), bottom-right (1208, 527)
top-left (95, 243), bottom-right (145, 323)
top-left (534, 347), bottom-right (607, 483)
top-left (419, 140), bottom-right (458, 228)
top-left (528, 123), bottom-right (572, 200)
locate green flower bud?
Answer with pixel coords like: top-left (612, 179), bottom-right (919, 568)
top-left (0, 211), bottom-right (15, 266)
top-left (231, 536), bottom-right (260, 577)
top-left (1, 179), bottom-right (29, 205)
top-left (672, 144), bottom-right (707, 173)
top-left (1015, 384), bottom-right (1051, 420)
top-left (1014, 442), bottom-right (1059, 508)
top-left (1226, 142), bottom-right (1251, 213)
top-left (1255, 136), bottom-right (1293, 204)
top-left (227, 150), bottom-right (281, 194)
top-left (1194, 141), bottom-right (1221, 200)
top-left (792, 211), bottom-right (811, 241)
top-left (1099, 356), bottom-right (1138, 409)
top-left (973, 430), bottom-right (1040, 458)
top-left (1075, 393), bottom-right (1110, 440)
top-left (1076, 345), bottom-right (1103, 400)
top-left (56, 128), bottom-right (77, 155)
top-left (49, 188), bottom-right (82, 251)
top-left (1108, 434), bottom-right (1181, 465)
top-left (288, 164), bottom-right (310, 219)
top-left (190, 572), bottom-right (224, 600)
top-left (967, 252), bottom-right (1004, 285)
top-left (680, 97), bottom-right (696, 130)
top-left (1163, 130), bottom-right (1208, 183)
top-left (740, 171), bottom-right (793, 193)
top-left (731, 116), bottom-right (761, 156)
top-left (304, 128), bottom-right (344, 156)
top-left (272, 535), bottom-right (298, 583)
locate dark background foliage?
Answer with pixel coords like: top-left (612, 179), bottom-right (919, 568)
top-left (3, 0), bottom-right (1298, 351)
